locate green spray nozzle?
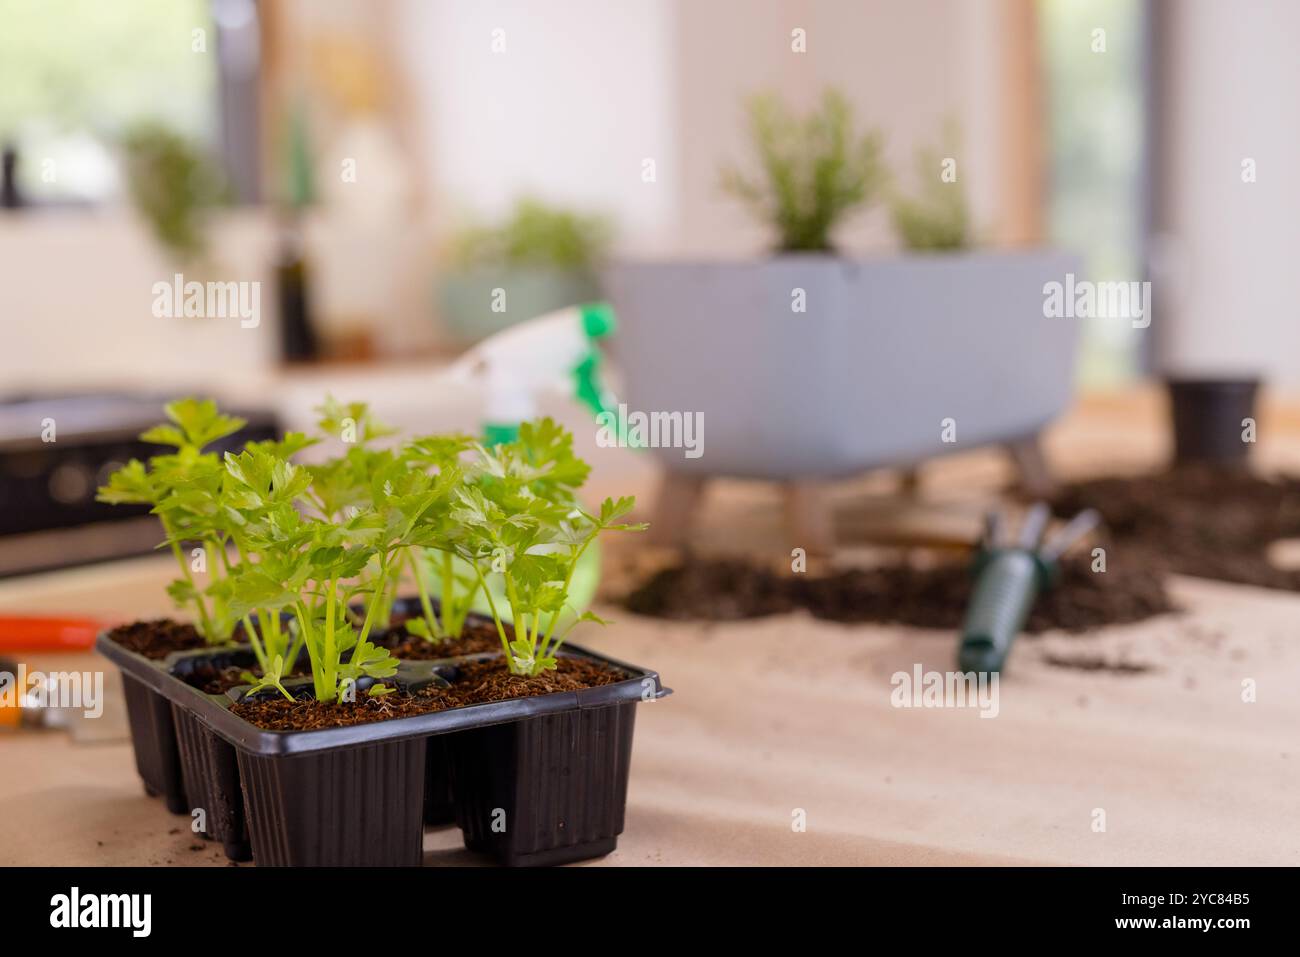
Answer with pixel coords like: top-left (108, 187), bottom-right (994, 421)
top-left (579, 301), bottom-right (616, 340)
top-left (572, 302), bottom-right (642, 449)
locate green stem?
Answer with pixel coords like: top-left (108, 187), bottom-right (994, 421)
top-left (269, 675), bottom-right (294, 703)
top-left (504, 574), bottom-right (528, 675)
top-left (242, 615), bottom-right (268, 673)
top-left (540, 536), bottom-right (595, 659)
top-left (358, 555), bottom-right (389, 646)
top-left (256, 610), bottom-right (277, 662)
top-left (294, 603), bottom-right (325, 701)
top-left (215, 538), bottom-right (233, 577)
top-left (282, 617), bottom-right (304, 677)
top-left (163, 516), bottom-right (214, 639)
top-left (410, 550), bottom-right (442, 639)
top-left (473, 563), bottom-right (512, 661)
top-left (440, 551), bottom-right (455, 638)
top-left (323, 578), bottom-right (338, 701)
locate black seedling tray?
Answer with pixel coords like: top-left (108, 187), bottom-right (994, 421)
top-left (118, 670), bottom-right (188, 814)
top-left (99, 624), bottom-right (669, 867)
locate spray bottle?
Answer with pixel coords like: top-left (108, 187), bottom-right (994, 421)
top-left (447, 301), bottom-right (622, 443)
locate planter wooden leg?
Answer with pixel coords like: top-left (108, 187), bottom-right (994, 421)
top-left (647, 472), bottom-right (708, 549)
top-left (1004, 434), bottom-right (1055, 498)
top-left (783, 481), bottom-right (834, 556)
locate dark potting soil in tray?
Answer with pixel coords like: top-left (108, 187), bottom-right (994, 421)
top-left (372, 618), bottom-right (504, 659)
top-left (105, 619), bottom-right (206, 659)
top-left (192, 665), bottom-right (258, 695)
top-left (176, 621), bottom-right (508, 694)
top-left (230, 656), bottom-right (624, 732)
top-left (623, 553), bottom-right (1176, 633)
top-left (1051, 466), bottom-right (1300, 591)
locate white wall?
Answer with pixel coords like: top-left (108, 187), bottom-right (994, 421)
top-left (1154, 0), bottom-right (1300, 384)
top-left (0, 210), bottom-right (280, 395)
top-left (397, 0), bottom-right (679, 253)
top-left (397, 0), bottom-right (1015, 258)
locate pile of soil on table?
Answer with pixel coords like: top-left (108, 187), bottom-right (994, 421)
top-left (623, 552), bottom-right (1176, 633)
top-left (106, 620), bottom-right (206, 659)
top-left (1051, 466), bottom-right (1300, 591)
top-left (230, 657), bottom-right (623, 731)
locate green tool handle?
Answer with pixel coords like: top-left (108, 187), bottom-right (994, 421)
top-left (958, 550), bottom-right (1046, 674)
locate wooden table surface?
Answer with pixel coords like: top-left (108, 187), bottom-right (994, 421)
top-left (3, 388), bottom-right (1298, 866)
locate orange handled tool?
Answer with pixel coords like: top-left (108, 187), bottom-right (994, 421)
top-left (0, 616), bottom-right (108, 653)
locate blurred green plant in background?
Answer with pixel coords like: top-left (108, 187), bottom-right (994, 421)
top-left (888, 120), bottom-right (972, 252)
top-left (449, 197), bottom-right (612, 274)
top-left (720, 89), bottom-right (888, 254)
top-left (121, 123), bottom-right (226, 262)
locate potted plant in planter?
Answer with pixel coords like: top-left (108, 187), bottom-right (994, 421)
top-left (887, 121), bottom-right (972, 253)
top-left (96, 398), bottom-right (668, 866)
top-left (604, 91), bottom-right (1080, 552)
top-left (438, 196), bottom-right (612, 344)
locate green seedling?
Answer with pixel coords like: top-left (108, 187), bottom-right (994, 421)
top-left (306, 396), bottom-right (400, 629)
top-left (226, 503), bottom-right (398, 703)
top-left (218, 438), bottom-right (318, 672)
top-left (451, 419), bottom-right (645, 675)
top-left (96, 397), bottom-right (248, 643)
top-left (400, 434), bottom-right (481, 643)
top-left (101, 398), bottom-right (645, 698)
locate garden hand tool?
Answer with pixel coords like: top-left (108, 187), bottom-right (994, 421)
top-left (957, 505), bottom-right (1100, 674)
top-left (0, 615), bottom-right (105, 653)
top-left (0, 617), bottom-right (118, 735)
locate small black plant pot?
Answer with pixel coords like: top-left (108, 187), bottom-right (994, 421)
top-left (119, 672), bottom-right (188, 814)
top-left (238, 734), bottom-right (429, 866)
top-left (423, 736), bottom-right (458, 826)
top-left (1166, 376), bottom-right (1260, 468)
top-left (98, 632), bottom-right (669, 867)
top-left (449, 701), bottom-right (638, 866)
top-left (169, 648), bottom-right (264, 862)
top-left (108, 618), bottom-right (270, 822)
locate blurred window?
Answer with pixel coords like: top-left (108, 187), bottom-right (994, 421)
top-left (0, 0), bottom-right (257, 204)
top-left (1040, 0), bottom-right (1147, 386)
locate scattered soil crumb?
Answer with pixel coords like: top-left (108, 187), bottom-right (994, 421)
top-left (1040, 652), bottom-right (1153, 674)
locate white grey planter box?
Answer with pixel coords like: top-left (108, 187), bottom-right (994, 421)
top-left (604, 252), bottom-right (1080, 480)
